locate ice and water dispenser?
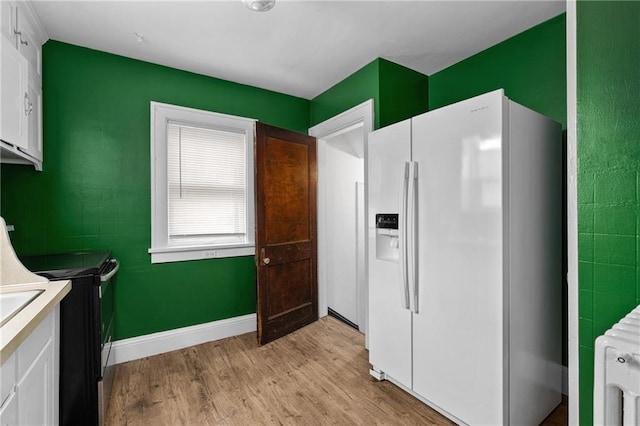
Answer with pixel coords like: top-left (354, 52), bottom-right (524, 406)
top-left (375, 213), bottom-right (399, 262)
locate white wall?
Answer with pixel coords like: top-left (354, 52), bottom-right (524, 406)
top-left (324, 132), bottom-right (364, 325)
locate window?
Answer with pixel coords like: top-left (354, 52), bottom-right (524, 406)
top-left (149, 102), bottom-right (255, 263)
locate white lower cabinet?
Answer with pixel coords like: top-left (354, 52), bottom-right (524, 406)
top-left (0, 306), bottom-right (59, 425)
top-left (17, 337), bottom-right (54, 425)
top-left (0, 392), bottom-right (18, 426)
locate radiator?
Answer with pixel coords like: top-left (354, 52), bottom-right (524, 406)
top-left (594, 305), bottom-right (640, 425)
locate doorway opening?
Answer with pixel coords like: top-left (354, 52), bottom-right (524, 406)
top-left (309, 100), bottom-right (374, 345)
top-left (322, 125), bottom-right (364, 329)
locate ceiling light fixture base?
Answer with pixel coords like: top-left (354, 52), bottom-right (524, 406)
top-left (243, 0), bottom-right (275, 12)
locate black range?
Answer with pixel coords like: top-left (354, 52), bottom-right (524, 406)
top-left (20, 251), bottom-right (118, 426)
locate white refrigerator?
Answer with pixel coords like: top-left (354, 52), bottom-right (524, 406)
top-left (368, 90), bottom-right (562, 425)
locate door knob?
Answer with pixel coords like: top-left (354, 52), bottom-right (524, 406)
top-left (263, 257), bottom-right (271, 265)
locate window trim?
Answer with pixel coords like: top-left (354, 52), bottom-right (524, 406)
top-left (149, 102), bottom-right (256, 263)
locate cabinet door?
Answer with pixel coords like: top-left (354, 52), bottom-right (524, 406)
top-left (26, 79), bottom-right (42, 161)
top-left (0, 353), bottom-right (15, 406)
top-left (16, 338), bottom-right (55, 426)
top-left (1, 35), bottom-right (28, 150)
top-left (16, 6), bottom-right (41, 79)
top-left (367, 119), bottom-right (413, 389)
top-left (0, 1), bottom-right (15, 42)
top-left (0, 392), bottom-right (17, 426)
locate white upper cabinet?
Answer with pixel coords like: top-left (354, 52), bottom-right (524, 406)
top-left (27, 78), bottom-right (43, 162)
top-left (1, 35), bottom-right (29, 151)
top-left (15, 3), bottom-right (42, 80)
top-left (0, 1), bottom-right (46, 171)
top-left (0, 1), bottom-right (14, 42)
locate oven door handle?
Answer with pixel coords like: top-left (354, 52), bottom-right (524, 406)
top-left (100, 259), bottom-right (119, 282)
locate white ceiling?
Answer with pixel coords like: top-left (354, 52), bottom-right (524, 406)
top-left (31, 0), bottom-right (565, 99)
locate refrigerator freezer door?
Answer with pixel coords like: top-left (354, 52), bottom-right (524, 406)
top-left (368, 119), bottom-right (412, 389)
top-left (411, 90), bottom-right (506, 424)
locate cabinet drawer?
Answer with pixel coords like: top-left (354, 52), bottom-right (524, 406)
top-left (16, 308), bottom-right (53, 379)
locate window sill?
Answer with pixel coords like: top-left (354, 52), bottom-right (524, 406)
top-left (148, 244), bottom-right (255, 264)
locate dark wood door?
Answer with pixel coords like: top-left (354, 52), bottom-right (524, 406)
top-left (255, 123), bottom-right (318, 345)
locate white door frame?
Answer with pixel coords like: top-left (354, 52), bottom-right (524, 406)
top-left (309, 99), bottom-right (374, 344)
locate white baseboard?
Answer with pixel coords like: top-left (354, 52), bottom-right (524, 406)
top-left (562, 365), bottom-right (568, 396)
top-left (111, 313), bottom-right (257, 365)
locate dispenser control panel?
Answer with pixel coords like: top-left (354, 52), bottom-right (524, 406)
top-left (375, 214), bottom-right (399, 262)
top-left (376, 214), bottom-right (398, 230)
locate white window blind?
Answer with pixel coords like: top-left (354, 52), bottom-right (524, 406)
top-left (167, 122), bottom-right (247, 245)
top-left (150, 102), bottom-right (255, 263)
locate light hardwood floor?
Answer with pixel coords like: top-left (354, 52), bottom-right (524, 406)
top-left (106, 316), bottom-right (567, 425)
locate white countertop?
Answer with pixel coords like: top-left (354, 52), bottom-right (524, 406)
top-left (0, 280), bottom-right (71, 365)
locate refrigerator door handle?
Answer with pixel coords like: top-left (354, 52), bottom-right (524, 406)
top-left (398, 162), bottom-right (410, 310)
top-left (408, 161), bottom-right (419, 313)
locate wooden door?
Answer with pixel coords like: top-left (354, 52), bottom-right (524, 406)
top-left (255, 123), bottom-right (318, 345)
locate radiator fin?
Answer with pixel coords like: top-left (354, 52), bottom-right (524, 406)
top-left (594, 305), bottom-right (640, 425)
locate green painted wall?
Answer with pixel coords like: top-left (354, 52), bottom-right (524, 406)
top-left (577, 2), bottom-right (640, 424)
top-left (429, 14), bottom-right (566, 129)
top-left (310, 58), bottom-right (429, 130)
top-left (0, 41), bottom-right (310, 340)
top-left (378, 59), bottom-right (430, 128)
top-left (428, 14), bottom-right (568, 367)
top-left (310, 60), bottom-right (380, 128)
